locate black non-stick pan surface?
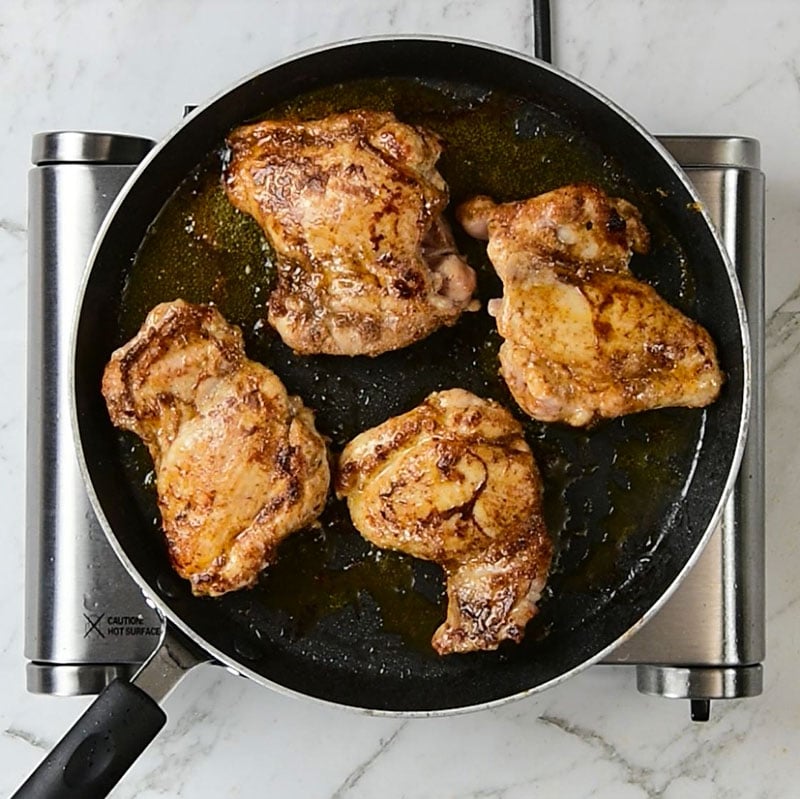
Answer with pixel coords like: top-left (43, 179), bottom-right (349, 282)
top-left (74, 38), bottom-right (748, 714)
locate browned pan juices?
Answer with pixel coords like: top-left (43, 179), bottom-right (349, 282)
top-left (117, 77), bottom-right (704, 653)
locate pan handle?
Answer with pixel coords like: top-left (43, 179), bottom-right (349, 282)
top-left (12, 622), bottom-right (210, 799)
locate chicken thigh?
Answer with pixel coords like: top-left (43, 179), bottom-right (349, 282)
top-left (102, 300), bottom-right (330, 597)
top-left (336, 389), bottom-right (552, 655)
top-left (224, 110), bottom-right (477, 356)
top-left (457, 185), bottom-right (723, 427)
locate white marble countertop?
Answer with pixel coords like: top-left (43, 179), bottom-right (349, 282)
top-left (2, 1), bottom-right (799, 797)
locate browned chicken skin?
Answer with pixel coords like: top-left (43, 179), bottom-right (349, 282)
top-left (102, 300), bottom-right (330, 597)
top-left (457, 185), bottom-right (723, 427)
top-left (336, 389), bottom-right (552, 655)
top-left (224, 110), bottom-right (477, 356)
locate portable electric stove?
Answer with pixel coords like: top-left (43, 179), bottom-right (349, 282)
top-left (24, 28), bottom-right (765, 721)
top-left (24, 127), bottom-right (766, 722)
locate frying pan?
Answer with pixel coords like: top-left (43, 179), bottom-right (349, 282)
top-left (16, 37), bottom-right (749, 798)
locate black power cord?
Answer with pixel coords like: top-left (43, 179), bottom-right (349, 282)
top-left (532, 0), bottom-right (552, 63)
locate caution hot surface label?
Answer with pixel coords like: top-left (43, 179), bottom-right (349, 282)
top-left (83, 613), bottom-right (161, 639)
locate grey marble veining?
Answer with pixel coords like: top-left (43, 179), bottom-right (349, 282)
top-left (2, 1), bottom-right (799, 797)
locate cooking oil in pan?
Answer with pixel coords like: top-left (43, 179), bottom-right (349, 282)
top-left (117, 76), bottom-right (705, 654)
top-left (254, 509), bottom-right (445, 653)
top-left (118, 160), bottom-right (273, 342)
top-left (556, 408), bottom-right (704, 595)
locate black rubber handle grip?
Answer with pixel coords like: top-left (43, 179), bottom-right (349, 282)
top-left (12, 679), bottom-right (166, 799)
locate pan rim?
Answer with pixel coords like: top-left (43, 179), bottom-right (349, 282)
top-left (70, 34), bottom-right (751, 716)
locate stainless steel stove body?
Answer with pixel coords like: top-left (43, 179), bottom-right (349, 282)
top-left (24, 130), bottom-right (765, 720)
top-left (26, 133), bottom-right (163, 696)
